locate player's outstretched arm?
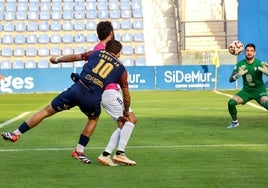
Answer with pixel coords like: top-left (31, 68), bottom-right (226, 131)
top-left (258, 62), bottom-right (268, 75)
top-left (49, 51), bottom-right (93, 64)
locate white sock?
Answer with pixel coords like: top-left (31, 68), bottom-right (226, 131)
top-left (76, 144), bottom-right (85, 153)
top-left (117, 122), bottom-right (135, 152)
top-left (104, 128), bottom-right (121, 154)
top-left (13, 129), bottom-right (22, 135)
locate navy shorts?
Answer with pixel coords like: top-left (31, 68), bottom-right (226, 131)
top-left (51, 82), bottom-right (102, 118)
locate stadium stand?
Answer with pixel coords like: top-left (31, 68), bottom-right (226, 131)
top-left (0, 0), bottom-right (146, 69)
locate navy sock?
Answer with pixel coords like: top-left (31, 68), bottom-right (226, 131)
top-left (78, 134), bottom-right (90, 147)
top-left (18, 122), bottom-right (31, 134)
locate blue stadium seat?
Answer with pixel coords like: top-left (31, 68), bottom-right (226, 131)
top-left (40, 11), bottom-right (50, 20)
top-left (0, 12), bottom-right (3, 21)
top-left (18, 0), bottom-right (28, 2)
top-left (61, 62), bottom-right (74, 68)
top-left (98, 10), bottom-right (109, 19)
top-left (132, 0), bottom-right (142, 10)
top-left (114, 33), bottom-right (121, 41)
top-left (63, 21), bottom-right (73, 31)
top-left (25, 60), bottom-right (36, 69)
top-left (13, 60), bottom-right (24, 69)
top-left (86, 21), bottom-right (97, 30)
top-left (40, 2), bottom-right (50, 11)
top-left (50, 34), bottom-right (61, 43)
top-left (15, 35), bottom-right (25, 44)
top-left (134, 45), bottom-right (145, 54)
top-left (86, 33), bottom-right (98, 43)
top-left (62, 47), bottom-right (73, 55)
top-left (51, 11), bottom-right (62, 20)
top-left (120, 0), bottom-right (131, 10)
top-left (27, 34), bottom-right (38, 44)
top-left (3, 22), bottom-right (14, 31)
top-left (121, 20), bottom-right (132, 29)
top-left (28, 11), bottom-right (39, 20)
top-left (29, 2), bottom-right (39, 11)
top-left (37, 60), bottom-right (49, 68)
top-left (74, 33), bottom-right (85, 43)
top-left (49, 62), bottom-right (61, 68)
top-left (0, 60), bottom-right (12, 69)
top-left (38, 47), bottom-right (49, 57)
top-left (39, 21), bottom-right (50, 31)
top-left (63, 10), bottom-right (73, 20)
top-left (135, 57), bottom-right (146, 66)
top-left (109, 1), bottom-right (119, 10)
top-left (63, 2), bottom-right (73, 11)
top-left (16, 11), bottom-right (27, 20)
top-left (52, 2), bottom-right (62, 11)
top-left (75, 1), bottom-right (85, 10)
top-left (14, 47), bottom-right (25, 57)
top-left (74, 61), bottom-right (85, 68)
top-left (75, 11), bottom-right (85, 19)
top-left (1, 47), bottom-right (13, 57)
top-left (2, 35), bottom-right (13, 44)
top-left (38, 34), bottom-right (49, 44)
top-left (122, 58), bottom-right (135, 66)
top-left (121, 9), bottom-right (132, 18)
top-left (86, 1), bottom-right (96, 10)
top-left (75, 46), bottom-right (85, 54)
top-left (133, 9), bottom-right (143, 18)
top-left (62, 34), bottom-right (73, 43)
top-left (17, 2), bottom-right (28, 11)
top-left (134, 32), bottom-right (144, 42)
top-left (26, 47), bottom-right (37, 56)
top-left (5, 11), bottom-right (15, 20)
top-left (111, 20), bottom-right (120, 30)
top-left (74, 21), bottom-right (85, 30)
top-left (110, 10), bottom-right (120, 18)
top-left (51, 21), bottom-right (61, 31)
top-left (133, 19), bottom-right (144, 29)
top-left (15, 22), bottom-right (26, 32)
top-left (86, 10), bottom-right (97, 19)
top-left (27, 22), bottom-right (38, 31)
top-left (5, 2), bottom-right (16, 11)
top-left (0, 2), bottom-right (3, 12)
top-left (122, 33), bottom-right (133, 42)
top-left (50, 47), bottom-right (61, 56)
top-left (98, 1), bottom-right (108, 10)
top-left (122, 46), bottom-right (133, 55)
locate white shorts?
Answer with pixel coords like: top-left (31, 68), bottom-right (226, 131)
top-left (101, 89), bottom-right (133, 121)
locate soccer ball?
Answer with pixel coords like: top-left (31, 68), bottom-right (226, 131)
top-left (228, 40), bottom-right (244, 55)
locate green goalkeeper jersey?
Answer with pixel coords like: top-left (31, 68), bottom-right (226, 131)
top-left (235, 58), bottom-right (266, 91)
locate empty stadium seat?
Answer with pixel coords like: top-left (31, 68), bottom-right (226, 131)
top-left (3, 22), bottom-right (14, 31)
top-left (26, 47), bottom-right (37, 56)
top-left (15, 35), bottom-right (25, 44)
top-left (133, 19), bottom-right (144, 29)
top-left (40, 2), bottom-right (50, 11)
top-left (25, 60), bottom-right (36, 69)
top-left (37, 60), bottom-right (49, 68)
top-left (0, 60), bottom-right (12, 69)
top-left (134, 45), bottom-right (145, 54)
top-left (122, 58), bottom-right (135, 66)
top-left (110, 10), bottom-right (120, 18)
top-left (63, 2), bottom-right (73, 11)
top-left (27, 34), bottom-right (38, 44)
top-left (86, 21), bottom-right (97, 30)
top-left (122, 45), bottom-right (133, 55)
top-left (5, 11), bottom-right (15, 20)
top-left (87, 33), bottom-right (98, 43)
top-left (121, 0), bottom-right (131, 10)
top-left (122, 33), bottom-right (133, 42)
top-left (74, 61), bottom-right (85, 68)
top-left (121, 9), bottom-right (132, 18)
top-left (13, 60), bottom-right (24, 69)
top-left (2, 35), bottom-right (14, 44)
top-left (86, 10), bottom-right (97, 19)
top-left (1, 47), bottom-right (13, 57)
top-left (121, 20), bottom-right (132, 29)
top-left (74, 21), bottom-right (85, 30)
top-left (51, 21), bottom-right (61, 31)
top-left (38, 47), bottom-right (49, 56)
top-left (135, 57), bottom-right (146, 66)
top-left (50, 47), bottom-right (61, 56)
top-left (98, 10), bottom-right (109, 19)
top-left (50, 34), bottom-right (61, 43)
top-left (39, 21), bottom-right (50, 31)
top-left (40, 11), bottom-right (50, 20)
top-left (134, 32), bottom-right (144, 42)
top-left (15, 22), bottom-right (26, 32)
top-left (133, 9), bottom-right (143, 18)
top-left (63, 21), bottom-right (73, 30)
top-left (28, 22), bottom-right (38, 31)
top-left (38, 34), bottom-right (49, 44)
top-left (74, 33), bottom-right (85, 43)
top-left (98, 1), bottom-right (108, 10)
top-left (62, 34), bottom-right (73, 43)
top-left (28, 11), bottom-right (39, 20)
top-left (63, 10), bottom-right (73, 20)
top-left (16, 11), bottom-right (27, 20)
top-left (62, 47), bottom-right (73, 55)
top-left (14, 47), bottom-right (25, 57)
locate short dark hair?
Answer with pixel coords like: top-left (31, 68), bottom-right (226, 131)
top-left (105, 40), bottom-right (122, 55)
top-left (245, 43), bottom-right (256, 51)
top-left (96, 21), bottom-right (114, 41)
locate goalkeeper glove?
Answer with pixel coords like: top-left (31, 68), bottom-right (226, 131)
top-left (257, 62), bottom-right (268, 75)
top-left (233, 65), bottom-right (248, 80)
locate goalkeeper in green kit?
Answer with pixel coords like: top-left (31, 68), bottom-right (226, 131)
top-left (227, 43), bottom-right (268, 128)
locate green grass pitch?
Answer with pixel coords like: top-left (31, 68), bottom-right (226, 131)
top-left (0, 91), bottom-right (268, 188)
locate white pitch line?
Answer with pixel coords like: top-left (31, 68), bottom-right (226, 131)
top-left (0, 144), bottom-right (267, 152)
top-left (0, 111), bottom-right (32, 128)
top-left (214, 90), bottom-right (267, 111)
